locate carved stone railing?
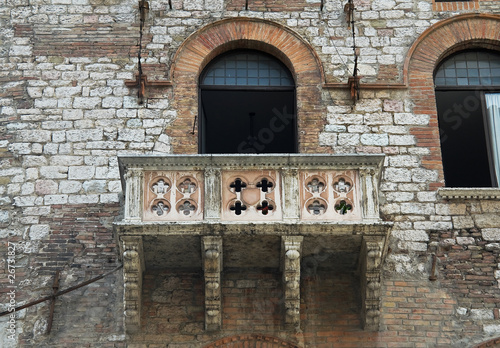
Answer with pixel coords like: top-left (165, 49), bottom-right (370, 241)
top-left (116, 154), bottom-right (391, 334)
top-left (118, 154), bottom-right (384, 224)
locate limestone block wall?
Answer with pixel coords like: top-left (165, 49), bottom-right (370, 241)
top-left (2, 0), bottom-right (500, 347)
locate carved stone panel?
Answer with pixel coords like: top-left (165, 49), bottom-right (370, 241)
top-left (221, 170), bottom-right (282, 221)
top-left (143, 171), bottom-right (203, 221)
top-left (300, 170), bottom-right (361, 221)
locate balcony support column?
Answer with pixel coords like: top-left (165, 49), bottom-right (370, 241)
top-left (281, 236), bottom-right (303, 330)
top-left (202, 236), bottom-right (223, 331)
top-left (122, 236), bottom-right (145, 334)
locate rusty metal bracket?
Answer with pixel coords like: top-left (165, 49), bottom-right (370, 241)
top-left (46, 270), bottom-right (60, 334)
top-left (125, 74), bottom-right (172, 104)
top-left (348, 75), bottom-right (361, 101)
top-left (0, 265), bottom-right (123, 319)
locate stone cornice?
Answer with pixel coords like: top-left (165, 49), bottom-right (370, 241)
top-left (438, 188), bottom-right (500, 200)
top-left (118, 153), bottom-right (385, 171)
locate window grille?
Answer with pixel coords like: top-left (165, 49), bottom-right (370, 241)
top-left (435, 51), bottom-right (500, 86)
top-left (201, 51), bottom-right (294, 87)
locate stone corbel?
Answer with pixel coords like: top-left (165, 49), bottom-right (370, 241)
top-left (281, 236), bottom-right (303, 330)
top-left (202, 236), bottom-right (223, 331)
top-left (124, 167), bottom-right (143, 222)
top-left (360, 235), bottom-right (385, 330)
top-left (122, 236), bottom-right (145, 334)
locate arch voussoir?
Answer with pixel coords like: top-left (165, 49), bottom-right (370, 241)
top-left (167, 17), bottom-right (325, 154)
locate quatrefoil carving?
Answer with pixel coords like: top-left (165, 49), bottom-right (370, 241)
top-left (152, 179), bottom-right (170, 195)
top-left (178, 200), bottom-right (197, 216)
top-left (178, 178), bottom-right (197, 194)
top-left (333, 178), bottom-right (352, 193)
top-left (152, 200), bottom-right (170, 216)
top-left (334, 199), bottom-right (353, 215)
top-left (307, 177), bottom-right (325, 193)
top-left (307, 199), bottom-right (327, 215)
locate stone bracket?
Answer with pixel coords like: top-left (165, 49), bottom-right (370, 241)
top-left (121, 236), bottom-right (145, 334)
top-left (281, 236), bottom-right (303, 330)
top-left (360, 235), bottom-right (386, 331)
top-left (202, 236), bottom-right (223, 331)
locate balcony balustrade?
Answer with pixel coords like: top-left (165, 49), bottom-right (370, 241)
top-left (115, 154), bottom-right (391, 333)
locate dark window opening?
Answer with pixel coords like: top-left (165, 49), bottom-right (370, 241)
top-left (199, 50), bottom-right (297, 154)
top-left (435, 50), bottom-right (500, 187)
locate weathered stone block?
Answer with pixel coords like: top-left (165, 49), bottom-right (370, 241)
top-left (118, 129), bottom-right (146, 142)
top-left (361, 133), bottom-right (389, 146)
top-left (35, 180), bottom-right (58, 195)
top-left (29, 224), bottom-right (50, 240)
top-left (44, 194), bottom-right (69, 205)
top-left (482, 228), bottom-right (500, 241)
top-left (40, 166), bottom-right (68, 179)
top-left (392, 230), bottom-right (429, 242)
top-left (68, 166), bottom-right (95, 180)
top-left (452, 216), bottom-right (475, 229)
top-left (59, 180), bottom-right (82, 194)
top-left (475, 215), bottom-right (500, 229)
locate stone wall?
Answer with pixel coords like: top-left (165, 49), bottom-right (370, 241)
top-left (2, 0), bottom-right (500, 347)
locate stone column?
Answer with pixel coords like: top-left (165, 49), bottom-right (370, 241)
top-left (281, 236), bottom-right (303, 330)
top-left (124, 167), bottom-right (143, 222)
top-left (202, 236), bottom-right (223, 331)
top-left (122, 236), bottom-right (144, 334)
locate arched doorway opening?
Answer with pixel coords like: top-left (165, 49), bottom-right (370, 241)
top-left (199, 49), bottom-right (297, 154)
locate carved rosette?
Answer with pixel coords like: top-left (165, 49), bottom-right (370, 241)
top-left (300, 170), bottom-right (360, 221)
top-left (281, 236), bottom-right (303, 330)
top-left (222, 170), bottom-right (282, 221)
top-left (360, 236), bottom-right (385, 331)
top-left (143, 171), bottom-right (203, 221)
top-left (202, 237), bottom-right (223, 331)
top-left (121, 236), bottom-right (144, 334)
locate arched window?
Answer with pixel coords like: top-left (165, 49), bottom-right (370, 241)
top-left (435, 50), bottom-right (500, 187)
top-left (199, 50), bottom-right (297, 154)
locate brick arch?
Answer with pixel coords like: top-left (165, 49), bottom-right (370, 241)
top-left (472, 337), bottom-right (500, 348)
top-left (405, 13), bottom-right (500, 189)
top-left (203, 334), bottom-right (301, 348)
top-left (167, 17), bottom-right (325, 154)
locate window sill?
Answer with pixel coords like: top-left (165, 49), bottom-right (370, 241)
top-left (438, 188), bottom-right (500, 200)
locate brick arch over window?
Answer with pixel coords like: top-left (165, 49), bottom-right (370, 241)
top-left (405, 13), bottom-right (500, 189)
top-left (472, 337), bottom-right (500, 348)
top-left (203, 334), bottom-right (300, 348)
top-left (167, 17), bottom-right (325, 154)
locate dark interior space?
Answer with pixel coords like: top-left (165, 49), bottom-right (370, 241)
top-left (436, 90), bottom-right (493, 187)
top-left (200, 89), bottom-right (296, 154)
